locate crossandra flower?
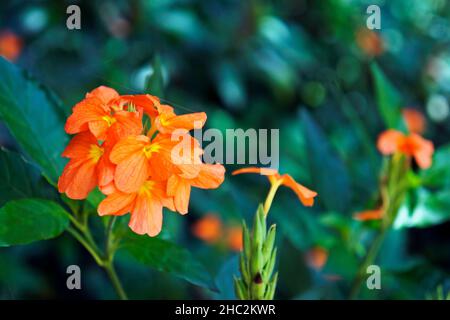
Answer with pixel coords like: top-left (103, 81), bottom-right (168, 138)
top-left (402, 108), bottom-right (426, 135)
top-left (58, 132), bottom-right (113, 199)
top-left (58, 85), bottom-right (225, 237)
top-left (232, 167), bottom-right (317, 207)
top-left (377, 129), bottom-right (434, 169)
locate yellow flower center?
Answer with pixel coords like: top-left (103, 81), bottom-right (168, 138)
top-left (143, 143), bottom-right (161, 158)
top-left (89, 145), bottom-right (104, 163)
top-left (139, 180), bottom-right (155, 195)
top-left (102, 115), bottom-right (117, 127)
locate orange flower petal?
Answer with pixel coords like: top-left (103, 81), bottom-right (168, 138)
top-left (191, 163), bottom-right (225, 189)
top-left (61, 132), bottom-right (98, 158)
top-left (281, 174), bottom-right (317, 207)
top-left (110, 135), bottom-right (149, 164)
top-left (377, 129), bottom-right (405, 155)
top-left (410, 134), bottom-right (434, 169)
top-left (58, 158), bottom-right (97, 200)
top-left (65, 97), bottom-right (108, 135)
top-left (354, 208), bottom-right (384, 221)
top-left (114, 151), bottom-right (150, 193)
top-left (129, 193), bottom-right (163, 236)
top-left (403, 108), bottom-right (426, 134)
top-left (86, 86), bottom-right (119, 107)
top-left (173, 179), bottom-right (191, 214)
top-left (232, 167), bottom-right (278, 176)
top-left (98, 191), bottom-right (136, 216)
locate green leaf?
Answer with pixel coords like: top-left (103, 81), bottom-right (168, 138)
top-left (0, 147), bottom-right (45, 206)
top-left (370, 62), bottom-right (405, 130)
top-left (394, 188), bottom-right (450, 229)
top-left (300, 110), bottom-right (351, 213)
top-left (121, 232), bottom-right (217, 291)
top-left (420, 144), bottom-right (450, 189)
top-left (145, 55), bottom-right (164, 98)
top-left (0, 57), bottom-right (68, 184)
top-left (0, 199), bottom-right (70, 246)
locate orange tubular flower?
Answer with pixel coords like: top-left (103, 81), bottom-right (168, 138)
top-left (232, 167), bottom-right (317, 207)
top-left (58, 132), bottom-right (110, 199)
top-left (155, 104), bottom-right (207, 134)
top-left (402, 108), bottom-right (426, 134)
top-left (65, 86), bottom-right (144, 140)
top-left (377, 129), bottom-right (434, 169)
top-left (98, 180), bottom-right (175, 237)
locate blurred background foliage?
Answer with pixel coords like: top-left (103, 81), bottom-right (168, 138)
top-left (0, 0), bottom-right (450, 299)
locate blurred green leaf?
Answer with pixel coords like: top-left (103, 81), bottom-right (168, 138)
top-left (145, 55), bottom-right (164, 98)
top-left (420, 144), bottom-right (450, 189)
top-left (121, 232), bottom-right (217, 291)
top-left (0, 199), bottom-right (70, 246)
top-left (0, 57), bottom-right (68, 184)
top-left (300, 110), bottom-right (351, 213)
top-left (394, 188), bottom-right (450, 229)
top-left (370, 62), bottom-right (404, 130)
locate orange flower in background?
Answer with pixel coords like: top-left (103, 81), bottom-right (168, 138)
top-left (356, 28), bottom-right (383, 57)
top-left (305, 246), bottom-right (328, 271)
top-left (192, 214), bottom-right (223, 243)
top-left (226, 226), bottom-right (243, 251)
top-left (402, 108), bottom-right (426, 134)
top-left (232, 167), bottom-right (317, 207)
top-left (0, 30), bottom-right (22, 62)
top-left (353, 208), bottom-right (384, 221)
top-left (58, 85), bottom-right (225, 237)
top-left (377, 129), bottom-right (434, 169)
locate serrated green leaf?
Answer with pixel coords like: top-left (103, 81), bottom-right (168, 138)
top-left (0, 57), bottom-right (68, 184)
top-left (121, 232), bottom-right (217, 291)
top-left (0, 199), bottom-right (70, 246)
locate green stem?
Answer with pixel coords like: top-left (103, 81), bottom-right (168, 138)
top-left (67, 227), bottom-right (104, 267)
top-left (349, 227), bottom-right (387, 300)
top-left (104, 262), bottom-right (128, 300)
top-left (68, 214), bottom-right (127, 300)
top-left (263, 180), bottom-right (282, 216)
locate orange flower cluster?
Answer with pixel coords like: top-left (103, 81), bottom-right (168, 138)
top-left (58, 86), bottom-right (225, 236)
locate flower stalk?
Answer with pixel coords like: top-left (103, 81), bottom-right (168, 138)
top-left (349, 153), bottom-right (409, 299)
top-left (234, 204), bottom-right (278, 300)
